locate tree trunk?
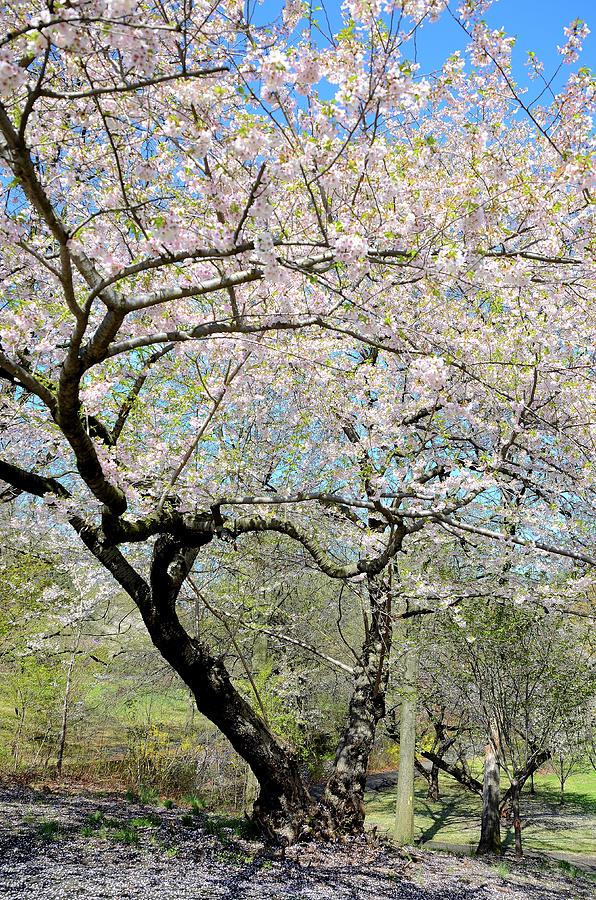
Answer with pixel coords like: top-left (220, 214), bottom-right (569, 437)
top-left (529, 771), bottom-right (535, 795)
top-left (79, 525), bottom-right (403, 844)
top-left (395, 643), bottom-right (420, 845)
top-left (510, 779), bottom-right (523, 858)
top-left (158, 615), bottom-right (315, 841)
top-left (316, 576), bottom-right (392, 838)
top-left (184, 640), bottom-right (314, 842)
top-left (80, 528), bottom-right (316, 844)
top-left (477, 722), bottom-right (501, 855)
top-left (56, 648), bottom-right (76, 776)
top-left (427, 761), bottom-right (440, 802)
top-left (315, 644), bottom-right (386, 837)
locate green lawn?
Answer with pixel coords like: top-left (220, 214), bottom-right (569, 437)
top-left (366, 769), bottom-right (596, 858)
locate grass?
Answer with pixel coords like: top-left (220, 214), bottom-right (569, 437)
top-left (125, 785), bottom-right (160, 805)
top-left (108, 825), bottom-right (140, 844)
top-left (556, 860), bottom-right (586, 879)
top-left (178, 809), bottom-right (258, 849)
top-left (201, 813), bottom-right (258, 842)
top-left (182, 792), bottom-right (209, 813)
top-left (79, 810), bottom-right (160, 844)
top-left (493, 862), bottom-right (509, 879)
top-left (37, 820), bottom-right (64, 840)
top-left (366, 769), bottom-right (596, 859)
top-left (526, 771), bottom-right (596, 815)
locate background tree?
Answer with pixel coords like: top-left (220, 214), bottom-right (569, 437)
top-left (394, 636), bottom-right (420, 845)
top-left (448, 601), bottom-right (595, 856)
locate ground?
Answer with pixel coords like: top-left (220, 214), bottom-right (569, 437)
top-left (0, 785), bottom-right (594, 899)
top-left (365, 769), bottom-right (596, 870)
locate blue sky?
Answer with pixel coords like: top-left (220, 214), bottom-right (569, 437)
top-left (403, 0), bottom-right (594, 81)
top-left (259, 0), bottom-right (594, 91)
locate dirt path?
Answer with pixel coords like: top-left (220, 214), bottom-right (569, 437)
top-left (0, 786), bottom-right (593, 899)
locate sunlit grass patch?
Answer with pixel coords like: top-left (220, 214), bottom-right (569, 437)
top-left (366, 769), bottom-right (596, 858)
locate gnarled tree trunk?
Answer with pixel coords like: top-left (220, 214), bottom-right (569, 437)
top-left (477, 721), bottom-right (501, 855)
top-left (80, 526), bottom-right (316, 843)
top-left (183, 640), bottom-right (314, 842)
top-left (315, 575), bottom-right (392, 838)
top-left (78, 521), bottom-right (408, 844)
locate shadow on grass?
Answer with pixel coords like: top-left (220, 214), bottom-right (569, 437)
top-left (536, 790), bottom-right (596, 817)
top-left (417, 798), bottom-right (462, 844)
top-left (367, 770), bottom-right (596, 859)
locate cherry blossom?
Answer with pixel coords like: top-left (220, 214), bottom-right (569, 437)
top-left (0, 0), bottom-right (593, 843)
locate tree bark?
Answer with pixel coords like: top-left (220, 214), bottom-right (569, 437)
top-left (477, 722), bottom-right (502, 855)
top-left (152, 539), bottom-right (316, 843)
top-left (315, 576), bottom-right (392, 838)
top-left (315, 643), bottom-right (386, 837)
top-left (427, 761), bottom-right (440, 802)
top-left (510, 779), bottom-right (523, 858)
top-left (184, 638), bottom-right (314, 842)
top-left (56, 648), bottom-right (76, 777)
top-left (78, 526), bottom-right (315, 843)
top-left (395, 642), bottom-right (420, 845)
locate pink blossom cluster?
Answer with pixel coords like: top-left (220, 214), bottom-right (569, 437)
top-left (457, 0), bottom-right (494, 23)
top-left (398, 0), bottom-right (444, 20)
top-left (410, 357), bottom-right (449, 393)
top-left (0, 56), bottom-right (25, 98)
top-left (382, 65), bottom-right (431, 112)
top-left (107, 0), bottom-right (138, 16)
top-left (558, 20), bottom-right (590, 64)
top-left (293, 51), bottom-right (321, 94)
top-left (333, 231), bottom-right (369, 264)
top-left (261, 48), bottom-right (291, 101)
top-left (469, 23), bottom-right (516, 69)
top-left (343, 0), bottom-right (382, 22)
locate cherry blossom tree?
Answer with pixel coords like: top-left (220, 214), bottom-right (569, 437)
top-left (0, 0), bottom-right (594, 841)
